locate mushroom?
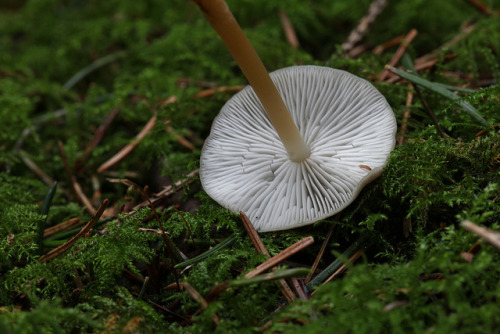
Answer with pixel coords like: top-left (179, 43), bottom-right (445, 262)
top-left (201, 66), bottom-right (396, 231)
top-left (195, 0), bottom-right (397, 232)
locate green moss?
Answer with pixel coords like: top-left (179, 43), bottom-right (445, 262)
top-left (0, 0), bottom-right (499, 332)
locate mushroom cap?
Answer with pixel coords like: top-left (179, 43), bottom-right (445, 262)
top-left (200, 65), bottom-right (397, 232)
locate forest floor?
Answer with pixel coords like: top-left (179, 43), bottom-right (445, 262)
top-left (0, 0), bottom-right (499, 333)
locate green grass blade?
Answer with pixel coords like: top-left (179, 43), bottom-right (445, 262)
top-left (63, 51), bottom-right (127, 91)
top-left (174, 234), bottom-right (238, 269)
top-left (36, 182), bottom-right (58, 256)
top-left (307, 236), bottom-right (367, 288)
top-left (231, 268), bottom-right (311, 288)
top-left (387, 66), bottom-right (490, 127)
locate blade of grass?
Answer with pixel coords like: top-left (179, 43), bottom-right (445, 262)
top-left (306, 236), bottom-right (368, 288)
top-left (386, 65), bottom-right (490, 127)
top-left (63, 51), bottom-right (127, 91)
top-left (231, 268), bottom-right (311, 288)
top-left (174, 234), bottom-right (238, 269)
top-left (36, 182), bottom-right (58, 255)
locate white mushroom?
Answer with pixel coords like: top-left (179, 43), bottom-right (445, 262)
top-left (194, 0), bottom-right (396, 232)
top-left (201, 65), bottom-right (396, 232)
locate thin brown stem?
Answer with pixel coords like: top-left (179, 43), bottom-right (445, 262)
top-left (39, 199), bottom-right (109, 262)
top-left (244, 236), bottom-right (314, 279)
top-left (305, 223), bottom-right (335, 284)
top-left (97, 111), bottom-right (157, 173)
top-left (193, 0), bottom-right (310, 162)
top-left (413, 84), bottom-right (449, 138)
top-left (379, 29), bottom-right (418, 81)
top-left (240, 211), bottom-right (296, 302)
top-left (59, 141), bottom-right (96, 215)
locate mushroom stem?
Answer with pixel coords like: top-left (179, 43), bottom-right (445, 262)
top-left (194, 0), bottom-right (311, 162)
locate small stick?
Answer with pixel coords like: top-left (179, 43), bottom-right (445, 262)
top-left (462, 221), bottom-right (500, 252)
top-left (342, 0), bottom-right (388, 54)
top-left (279, 11), bottom-right (300, 48)
top-left (240, 211), bottom-right (296, 302)
top-left (310, 248), bottom-right (365, 295)
top-left (305, 223), bottom-right (335, 284)
top-left (413, 84), bottom-right (449, 138)
top-left (289, 277), bottom-right (309, 300)
top-left (39, 199), bottom-right (109, 262)
top-left (18, 151), bottom-right (55, 186)
top-left (97, 112), bottom-right (157, 173)
top-left (43, 217), bottom-right (82, 238)
top-left (372, 35), bottom-right (405, 56)
top-left (240, 211), bottom-right (270, 256)
top-left (166, 126), bottom-right (196, 151)
top-left (74, 108), bottom-right (120, 172)
top-left (244, 236), bottom-right (314, 279)
top-left (59, 141), bottom-right (96, 215)
top-left (132, 169), bottom-right (199, 211)
top-left (158, 95), bottom-right (177, 109)
top-left (415, 24), bottom-right (475, 66)
top-left (464, 0), bottom-right (499, 16)
top-left (182, 282), bottom-right (220, 326)
top-left (385, 58), bottom-right (441, 84)
top-left (379, 29), bottom-right (418, 81)
top-left (193, 85), bottom-right (244, 98)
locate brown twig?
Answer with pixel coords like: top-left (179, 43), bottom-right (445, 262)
top-left (320, 248), bottom-right (365, 286)
top-left (464, 0), bottom-right (500, 16)
top-left (132, 169), bottom-right (199, 211)
top-left (414, 23), bottom-right (475, 66)
top-left (107, 178), bottom-right (183, 287)
top-left (244, 236), bottom-right (314, 279)
top-left (385, 58), bottom-right (441, 84)
top-left (342, 0), bottom-right (388, 55)
top-left (166, 125), bottom-right (196, 151)
top-left (181, 282), bottom-right (220, 326)
top-left (193, 85), bottom-right (244, 99)
top-left (43, 217), bottom-right (82, 238)
top-left (74, 108), bottom-right (120, 173)
top-left (462, 220), bottom-right (500, 252)
top-left (397, 85), bottom-right (414, 145)
top-left (158, 95), bottom-right (178, 109)
top-left (240, 211), bottom-right (270, 256)
top-left (18, 150), bottom-right (55, 186)
top-left (39, 199), bottom-right (109, 262)
top-left (305, 223), bottom-right (335, 284)
top-left (413, 83), bottom-right (449, 138)
top-left (372, 35), bottom-right (405, 56)
top-left (240, 212), bottom-right (296, 302)
top-left (172, 206), bottom-right (199, 255)
top-left (279, 10), bottom-right (300, 48)
top-left (288, 278), bottom-right (309, 300)
top-left (378, 29), bottom-right (418, 81)
top-left (59, 141), bottom-right (96, 215)
top-left (97, 111), bottom-right (157, 173)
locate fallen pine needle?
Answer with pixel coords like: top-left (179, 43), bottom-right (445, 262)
top-left (180, 282), bottom-right (220, 326)
top-left (240, 211), bottom-right (296, 302)
top-left (462, 220), bottom-right (500, 252)
top-left (43, 217), bottom-right (82, 238)
top-left (97, 112), bottom-right (157, 173)
top-left (39, 199), bottom-right (109, 263)
top-left (244, 236), bottom-right (314, 279)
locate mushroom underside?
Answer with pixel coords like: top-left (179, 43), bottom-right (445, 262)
top-left (201, 66), bottom-right (397, 232)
